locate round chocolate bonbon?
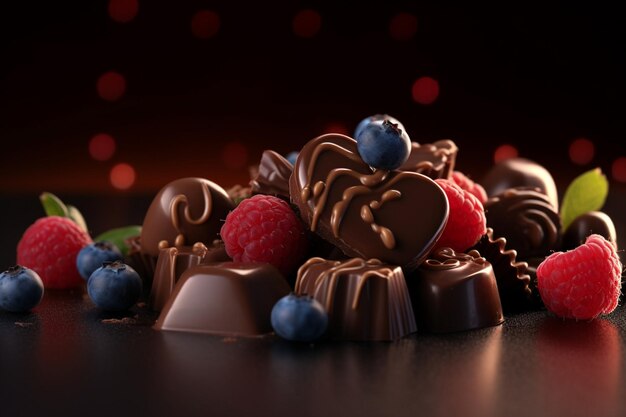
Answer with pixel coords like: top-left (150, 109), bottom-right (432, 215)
top-left (561, 211), bottom-right (617, 250)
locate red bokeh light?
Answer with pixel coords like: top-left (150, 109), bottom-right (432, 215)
top-left (97, 71), bottom-right (126, 102)
top-left (494, 144), bottom-right (519, 163)
top-left (89, 133), bottom-right (116, 161)
top-left (389, 12), bottom-right (418, 41)
top-left (324, 122), bottom-right (350, 136)
top-left (612, 157), bottom-right (626, 183)
top-left (568, 138), bottom-right (594, 165)
top-left (191, 10), bottom-right (220, 39)
top-left (110, 163), bottom-right (136, 190)
top-left (222, 142), bottom-right (249, 170)
top-left (108, 0), bottom-right (138, 23)
top-left (411, 76), bottom-right (439, 105)
top-left (293, 9), bottom-right (321, 38)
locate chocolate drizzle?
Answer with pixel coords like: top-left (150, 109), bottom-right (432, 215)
top-left (399, 139), bottom-right (458, 179)
top-left (422, 248), bottom-right (487, 270)
top-left (169, 182), bottom-right (213, 248)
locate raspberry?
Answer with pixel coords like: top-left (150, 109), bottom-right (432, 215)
top-left (537, 234), bottom-right (622, 320)
top-left (451, 170), bottom-right (487, 204)
top-left (17, 216), bottom-right (93, 289)
top-left (433, 179), bottom-right (487, 252)
top-left (220, 195), bottom-right (307, 275)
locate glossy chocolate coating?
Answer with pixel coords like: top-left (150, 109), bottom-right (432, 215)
top-left (295, 257), bottom-right (416, 341)
top-left (250, 150), bottom-right (293, 200)
top-left (562, 211), bottom-right (617, 250)
top-left (471, 228), bottom-right (533, 313)
top-left (482, 158), bottom-right (559, 210)
top-left (398, 139), bottom-right (458, 179)
top-left (409, 248), bottom-right (503, 333)
top-left (155, 263), bottom-right (290, 336)
top-left (140, 178), bottom-right (235, 257)
top-left (485, 188), bottom-right (561, 260)
top-left (290, 133), bottom-right (449, 271)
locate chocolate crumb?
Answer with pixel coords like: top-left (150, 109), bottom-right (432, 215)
top-left (14, 322), bottom-right (34, 328)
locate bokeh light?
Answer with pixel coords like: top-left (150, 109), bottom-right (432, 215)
top-left (108, 0), bottom-right (138, 23)
top-left (293, 9), bottom-right (321, 38)
top-left (89, 133), bottom-right (116, 161)
top-left (324, 122), bottom-right (350, 136)
top-left (222, 142), bottom-right (249, 170)
top-left (110, 163), bottom-right (136, 189)
top-left (412, 76), bottom-right (439, 105)
top-left (97, 71), bottom-right (126, 102)
top-left (611, 157), bottom-right (626, 183)
top-left (568, 138), bottom-right (594, 165)
top-left (494, 144), bottom-right (518, 163)
top-left (389, 13), bottom-right (418, 41)
top-left (191, 10), bottom-right (220, 39)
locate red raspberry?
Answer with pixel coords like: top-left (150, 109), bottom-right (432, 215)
top-left (451, 170), bottom-right (487, 204)
top-left (433, 179), bottom-right (487, 252)
top-left (537, 234), bottom-right (622, 320)
top-left (17, 216), bottom-right (93, 289)
top-left (220, 195), bottom-right (307, 275)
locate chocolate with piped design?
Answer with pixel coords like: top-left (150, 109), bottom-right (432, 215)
top-left (290, 134), bottom-right (449, 271)
top-left (295, 257), bottom-right (416, 341)
top-left (409, 248), bottom-right (503, 333)
top-left (398, 139), bottom-right (458, 179)
top-left (250, 150), bottom-right (293, 200)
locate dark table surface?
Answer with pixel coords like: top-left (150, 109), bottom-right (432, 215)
top-left (1, 288), bottom-right (625, 417)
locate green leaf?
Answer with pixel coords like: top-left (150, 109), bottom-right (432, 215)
top-left (561, 168), bottom-right (609, 231)
top-left (94, 225), bottom-right (142, 257)
top-left (39, 192), bottom-right (69, 217)
top-left (67, 205), bottom-right (88, 233)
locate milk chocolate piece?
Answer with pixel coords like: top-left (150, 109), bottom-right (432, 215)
top-left (140, 178), bottom-right (235, 257)
top-left (485, 188), bottom-right (561, 260)
top-left (155, 263), bottom-right (290, 336)
top-left (250, 150), bottom-right (293, 200)
top-left (290, 133), bottom-right (449, 271)
top-left (562, 211), bottom-right (617, 250)
top-left (471, 228), bottom-right (533, 313)
top-left (409, 248), bottom-right (504, 333)
top-left (482, 158), bottom-right (559, 210)
top-left (295, 257), bottom-right (416, 341)
top-left (398, 139), bottom-right (458, 179)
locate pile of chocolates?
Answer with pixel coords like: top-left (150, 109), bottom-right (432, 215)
top-left (128, 120), bottom-right (618, 341)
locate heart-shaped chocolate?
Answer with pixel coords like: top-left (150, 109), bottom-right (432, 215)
top-left (290, 134), bottom-right (449, 270)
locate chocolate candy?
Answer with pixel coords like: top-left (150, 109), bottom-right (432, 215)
top-left (290, 133), bottom-right (449, 271)
top-left (409, 248), bottom-right (503, 333)
top-left (398, 139), bottom-right (458, 179)
top-left (140, 178), bottom-right (235, 257)
top-left (482, 158), bottom-right (559, 210)
top-left (562, 211), bottom-right (617, 250)
top-left (485, 188), bottom-right (561, 260)
top-left (295, 257), bottom-right (416, 341)
top-left (155, 263), bottom-right (290, 336)
top-left (471, 228), bottom-right (533, 313)
top-left (250, 150), bottom-right (293, 200)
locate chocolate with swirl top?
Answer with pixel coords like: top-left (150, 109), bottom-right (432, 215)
top-left (398, 139), bottom-right (458, 179)
top-left (250, 150), bottom-right (293, 200)
top-left (484, 187), bottom-right (561, 260)
top-left (295, 257), bottom-right (416, 341)
top-left (290, 133), bottom-right (448, 271)
top-left (408, 248), bottom-right (503, 333)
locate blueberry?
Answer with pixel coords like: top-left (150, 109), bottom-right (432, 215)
top-left (77, 241), bottom-right (123, 280)
top-left (285, 151), bottom-right (299, 165)
top-left (356, 119), bottom-right (411, 170)
top-left (87, 261), bottom-right (142, 311)
top-left (0, 265), bottom-right (44, 312)
top-left (354, 114), bottom-right (405, 142)
top-left (271, 293), bottom-right (328, 342)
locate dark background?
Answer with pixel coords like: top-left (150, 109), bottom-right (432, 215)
top-left (1, 1), bottom-right (625, 266)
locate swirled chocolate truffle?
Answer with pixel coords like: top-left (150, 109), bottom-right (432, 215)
top-left (295, 257), bottom-right (416, 341)
top-left (398, 139), bottom-right (458, 180)
top-left (485, 188), bottom-right (561, 260)
top-left (561, 211), bottom-right (617, 250)
top-left (409, 248), bottom-right (503, 333)
top-left (250, 150), bottom-right (293, 200)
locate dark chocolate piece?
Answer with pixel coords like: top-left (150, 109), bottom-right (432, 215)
top-left (140, 177), bottom-right (235, 257)
top-left (562, 211), bottom-right (617, 250)
top-left (155, 263), bottom-right (290, 336)
top-left (295, 257), bottom-right (416, 341)
top-left (250, 150), bottom-right (293, 200)
top-left (471, 228), bottom-right (533, 313)
top-left (290, 133), bottom-right (449, 271)
top-left (398, 139), bottom-right (458, 179)
top-left (482, 158), bottom-right (559, 210)
top-left (485, 188), bottom-right (561, 260)
top-left (409, 248), bottom-right (504, 333)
